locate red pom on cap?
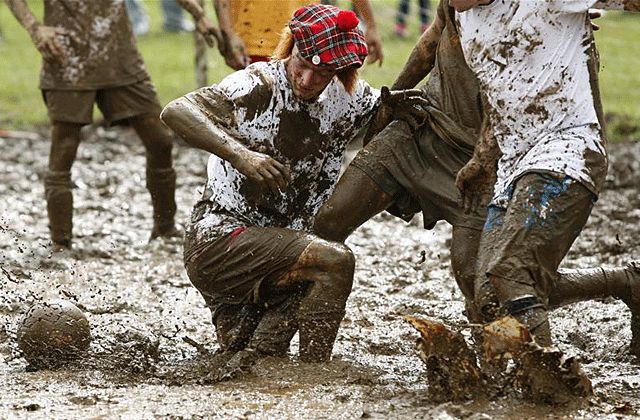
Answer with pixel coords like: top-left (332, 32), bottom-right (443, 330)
top-left (336, 10), bottom-right (359, 31)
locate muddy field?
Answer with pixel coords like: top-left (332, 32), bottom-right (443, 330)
top-left (0, 127), bottom-right (639, 419)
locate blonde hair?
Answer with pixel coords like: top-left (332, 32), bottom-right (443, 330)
top-left (272, 27), bottom-right (361, 94)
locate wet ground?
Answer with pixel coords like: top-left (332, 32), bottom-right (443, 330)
top-left (1, 127), bottom-right (639, 418)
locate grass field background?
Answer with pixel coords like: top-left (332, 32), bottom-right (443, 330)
top-left (0, 1), bottom-right (638, 139)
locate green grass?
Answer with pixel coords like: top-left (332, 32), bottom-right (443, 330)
top-left (0, 1), bottom-right (639, 140)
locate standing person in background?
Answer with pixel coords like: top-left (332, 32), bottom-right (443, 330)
top-left (125, 0), bottom-right (195, 36)
top-left (214, 0), bottom-right (383, 70)
top-left (4, 0), bottom-right (216, 251)
top-left (394, 0), bottom-right (430, 37)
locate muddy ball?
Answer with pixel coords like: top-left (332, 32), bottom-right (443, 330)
top-left (17, 300), bottom-right (91, 364)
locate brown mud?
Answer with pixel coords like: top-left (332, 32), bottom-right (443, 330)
top-left (1, 127), bottom-right (639, 418)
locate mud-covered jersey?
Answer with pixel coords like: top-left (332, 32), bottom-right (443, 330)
top-left (456, 0), bottom-right (607, 208)
top-left (182, 60), bottom-right (379, 242)
top-left (40, 0), bottom-right (149, 90)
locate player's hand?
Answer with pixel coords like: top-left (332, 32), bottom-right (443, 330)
top-left (455, 157), bottom-right (496, 214)
top-left (195, 16), bottom-right (222, 48)
top-left (365, 27), bottom-right (384, 66)
top-left (233, 149), bottom-right (291, 196)
top-left (380, 86), bottom-right (430, 130)
top-left (32, 25), bottom-right (68, 64)
top-left (220, 32), bottom-right (250, 70)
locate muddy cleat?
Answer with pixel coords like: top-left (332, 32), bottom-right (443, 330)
top-left (619, 261), bottom-right (640, 358)
top-left (404, 315), bottom-right (483, 401)
top-left (482, 316), bottom-right (592, 404)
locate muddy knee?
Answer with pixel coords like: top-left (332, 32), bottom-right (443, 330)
top-left (314, 204), bottom-right (347, 242)
top-left (310, 241), bottom-right (355, 296)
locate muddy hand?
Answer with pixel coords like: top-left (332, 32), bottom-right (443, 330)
top-left (365, 27), bottom-right (384, 66)
top-left (380, 86), bottom-right (430, 130)
top-left (32, 25), bottom-right (68, 64)
top-left (234, 149), bottom-right (290, 196)
top-left (220, 32), bottom-right (250, 70)
top-left (455, 158), bottom-right (494, 214)
top-left (195, 16), bottom-right (222, 48)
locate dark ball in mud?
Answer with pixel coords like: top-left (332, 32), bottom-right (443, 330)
top-left (17, 300), bottom-right (91, 365)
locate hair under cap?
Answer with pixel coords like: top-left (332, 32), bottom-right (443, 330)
top-left (288, 4), bottom-right (368, 70)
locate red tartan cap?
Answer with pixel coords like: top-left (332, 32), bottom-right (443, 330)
top-left (289, 4), bottom-right (368, 71)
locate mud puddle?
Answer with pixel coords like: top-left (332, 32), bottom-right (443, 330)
top-left (0, 127), bottom-right (639, 418)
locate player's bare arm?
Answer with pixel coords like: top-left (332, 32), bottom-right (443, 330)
top-left (455, 114), bottom-right (500, 214)
top-left (161, 99), bottom-right (290, 195)
top-left (391, 7), bottom-right (445, 90)
top-left (352, 0), bottom-right (384, 65)
top-left (213, 0), bottom-right (249, 69)
top-left (5, 0), bottom-right (68, 63)
top-left (176, 0), bottom-right (222, 47)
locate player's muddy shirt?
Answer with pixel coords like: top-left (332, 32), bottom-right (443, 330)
top-left (182, 60), bottom-right (379, 247)
top-left (421, 0), bottom-right (483, 156)
top-left (456, 0), bottom-right (607, 208)
top-left (40, 0), bottom-right (149, 90)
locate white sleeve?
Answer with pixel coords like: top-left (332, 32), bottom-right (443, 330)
top-left (351, 80), bottom-right (381, 117)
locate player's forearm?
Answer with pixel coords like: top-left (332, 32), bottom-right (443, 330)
top-left (213, 0), bottom-right (235, 35)
top-left (472, 116), bottom-right (500, 170)
top-left (352, 0), bottom-right (377, 31)
top-left (391, 17), bottom-right (444, 89)
top-left (161, 98), bottom-right (249, 167)
top-left (5, 0), bottom-right (40, 38)
top-left (176, 0), bottom-right (206, 20)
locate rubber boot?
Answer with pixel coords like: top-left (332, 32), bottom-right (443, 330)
top-left (550, 263), bottom-right (640, 357)
top-left (44, 170), bottom-right (73, 249)
top-left (214, 303), bottom-right (264, 352)
top-left (247, 292), bottom-right (302, 357)
top-left (298, 298), bottom-right (346, 363)
top-left (146, 167), bottom-right (178, 240)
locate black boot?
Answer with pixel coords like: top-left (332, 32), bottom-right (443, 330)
top-left (44, 170), bottom-right (73, 249)
top-left (146, 167), bottom-right (178, 240)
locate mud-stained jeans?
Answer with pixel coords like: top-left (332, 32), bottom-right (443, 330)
top-left (475, 172), bottom-right (596, 344)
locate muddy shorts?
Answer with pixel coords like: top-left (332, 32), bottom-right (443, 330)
top-left (475, 172), bottom-right (596, 314)
top-left (184, 221), bottom-right (314, 321)
top-left (42, 78), bottom-right (162, 125)
top-left (350, 120), bottom-right (486, 230)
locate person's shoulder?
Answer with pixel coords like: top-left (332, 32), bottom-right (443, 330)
top-left (217, 61), bottom-right (280, 99)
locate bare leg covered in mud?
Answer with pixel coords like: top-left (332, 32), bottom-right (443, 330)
top-left (215, 237), bottom-right (355, 381)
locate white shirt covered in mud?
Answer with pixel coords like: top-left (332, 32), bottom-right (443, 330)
top-left (183, 60), bottom-right (380, 235)
top-left (456, 0), bottom-right (608, 207)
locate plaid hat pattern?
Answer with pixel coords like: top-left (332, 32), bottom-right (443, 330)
top-left (289, 4), bottom-right (368, 70)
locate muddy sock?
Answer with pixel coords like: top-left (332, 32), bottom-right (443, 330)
top-left (298, 298), bottom-right (346, 363)
top-left (44, 170), bottom-right (73, 247)
top-left (247, 293), bottom-right (302, 356)
top-left (146, 167), bottom-right (177, 237)
top-left (551, 266), bottom-right (636, 307)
